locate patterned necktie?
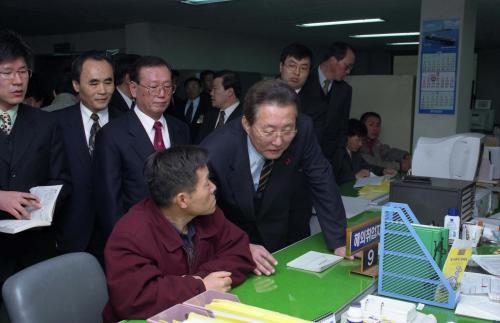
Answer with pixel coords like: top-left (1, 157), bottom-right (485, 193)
top-left (257, 159), bottom-right (274, 193)
top-left (185, 101), bottom-right (194, 123)
top-left (0, 112), bottom-right (12, 135)
top-left (322, 79), bottom-right (331, 95)
top-left (215, 110), bottom-right (226, 129)
top-left (153, 121), bottom-right (166, 152)
top-left (88, 113), bottom-right (100, 156)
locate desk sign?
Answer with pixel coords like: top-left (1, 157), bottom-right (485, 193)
top-left (346, 217), bottom-right (380, 256)
top-left (346, 217), bottom-right (380, 277)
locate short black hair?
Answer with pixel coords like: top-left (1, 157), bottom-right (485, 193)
top-left (322, 42), bottom-right (354, 63)
top-left (184, 77), bottom-right (202, 89)
top-left (130, 56), bottom-right (172, 83)
top-left (71, 50), bottom-right (114, 82)
top-left (360, 111), bottom-right (381, 124)
top-left (144, 146), bottom-right (209, 208)
top-left (200, 70), bottom-right (215, 81)
top-left (113, 54), bottom-right (140, 85)
top-left (0, 30), bottom-right (31, 65)
top-left (214, 70), bottom-right (241, 98)
top-left (243, 79), bottom-right (299, 126)
top-left (280, 43), bottom-right (313, 64)
top-left (348, 118), bottom-right (367, 138)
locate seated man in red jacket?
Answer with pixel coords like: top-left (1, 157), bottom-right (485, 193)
top-left (103, 146), bottom-right (255, 322)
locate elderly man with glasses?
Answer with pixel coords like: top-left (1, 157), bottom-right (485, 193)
top-left (92, 56), bottom-right (190, 245)
top-left (201, 79), bottom-right (348, 277)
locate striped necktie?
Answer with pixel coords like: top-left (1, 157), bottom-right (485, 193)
top-left (322, 79), bottom-right (331, 95)
top-left (88, 113), bottom-right (100, 156)
top-left (257, 159), bottom-right (274, 193)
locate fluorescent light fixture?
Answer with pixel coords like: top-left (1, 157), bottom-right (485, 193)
top-left (387, 42), bottom-right (419, 46)
top-left (297, 18), bottom-right (384, 27)
top-left (179, 0), bottom-right (230, 5)
top-left (350, 32), bottom-right (420, 38)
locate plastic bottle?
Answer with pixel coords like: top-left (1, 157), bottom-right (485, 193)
top-left (444, 207), bottom-right (460, 244)
top-left (346, 301), bottom-right (363, 323)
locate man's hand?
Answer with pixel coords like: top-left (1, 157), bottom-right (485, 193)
top-left (355, 169), bottom-right (370, 179)
top-left (249, 243), bottom-right (278, 276)
top-left (334, 246), bottom-right (355, 260)
top-left (0, 191), bottom-right (41, 219)
top-left (400, 155), bottom-right (412, 172)
top-left (202, 271), bottom-right (232, 292)
top-left (383, 168), bottom-right (397, 176)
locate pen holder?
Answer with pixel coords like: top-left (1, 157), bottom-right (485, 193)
top-left (378, 202), bottom-right (458, 309)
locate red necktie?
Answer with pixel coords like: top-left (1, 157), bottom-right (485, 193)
top-left (153, 121), bottom-right (166, 152)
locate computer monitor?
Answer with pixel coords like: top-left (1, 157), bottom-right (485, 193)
top-left (412, 133), bottom-right (484, 181)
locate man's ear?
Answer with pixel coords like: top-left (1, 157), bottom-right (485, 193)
top-left (174, 192), bottom-right (189, 209)
top-left (129, 81), bottom-right (137, 100)
top-left (241, 116), bottom-right (251, 134)
top-left (72, 80), bottom-right (80, 94)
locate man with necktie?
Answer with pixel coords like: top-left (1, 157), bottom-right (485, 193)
top-left (92, 56), bottom-right (190, 243)
top-left (201, 79), bottom-right (348, 277)
top-left (196, 70), bottom-right (242, 143)
top-left (54, 50), bottom-right (123, 254)
top-left (0, 30), bottom-right (70, 307)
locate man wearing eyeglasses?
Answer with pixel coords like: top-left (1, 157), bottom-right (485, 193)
top-left (300, 42), bottom-right (355, 165)
top-left (92, 56), bottom-right (190, 243)
top-left (0, 30), bottom-right (70, 295)
top-left (201, 79), bottom-right (347, 276)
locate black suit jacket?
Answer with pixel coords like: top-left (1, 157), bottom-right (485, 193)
top-left (196, 103), bottom-right (242, 144)
top-left (0, 104), bottom-right (71, 265)
top-left (200, 114), bottom-right (346, 252)
top-left (168, 96), bottom-right (212, 140)
top-left (92, 110), bottom-right (190, 237)
top-left (332, 147), bottom-right (384, 185)
top-left (108, 90), bottom-right (131, 113)
top-left (53, 104), bottom-right (123, 252)
top-left (300, 68), bottom-right (352, 164)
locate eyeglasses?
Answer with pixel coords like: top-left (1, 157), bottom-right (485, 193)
top-left (136, 83), bottom-right (176, 96)
top-left (0, 69), bottom-right (32, 80)
top-left (254, 127), bottom-right (298, 140)
top-left (339, 60), bottom-right (354, 72)
top-left (283, 62), bottom-right (310, 74)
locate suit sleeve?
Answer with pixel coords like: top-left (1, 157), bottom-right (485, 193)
top-left (105, 231), bottom-right (206, 320)
top-left (48, 117), bottom-right (72, 201)
top-left (299, 116), bottom-right (347, 250)
top-left (92, 128), bottom-right (124, 236)
top-left (196, 209), bottom-right (255, 286)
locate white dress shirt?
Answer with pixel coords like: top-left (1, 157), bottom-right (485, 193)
top-left (80, 103), bottom-right (109, 147)
top-left (247, 136), bottom-right (266, 191)
top-left (134, 107), bottom-right (171, 148)
top-left (184, 96), bottom-right (200, 123)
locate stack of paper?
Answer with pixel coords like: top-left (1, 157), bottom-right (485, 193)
top-left (341, 196), bottom-right (370, 219)
top-left (286, 251), bottom-right (343, 272)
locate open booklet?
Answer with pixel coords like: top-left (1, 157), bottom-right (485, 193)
top-left (0, 185), bottom-right (62, 234)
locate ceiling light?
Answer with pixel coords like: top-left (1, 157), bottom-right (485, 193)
top-left (179, 0), bottom-right (231, 5)
top-left (350, 32), bottom-right (420, 38)
top-left (387, 42), bottom-right (419, 46)
top-left (297, 18), bottom-right (384, 27)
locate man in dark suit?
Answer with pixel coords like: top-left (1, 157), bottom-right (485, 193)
top-left (196, 70), bottom-right (242, 143)
top-left (300, 42), bottom-right (355, 164)
top-left (54, 50), bottom-right (123, 253)
top-left (169, 77), bottom-right (210, 139)
top-left (201, 79), bottom-right (348, 277)
top-left (108, 54), bottom-right (140, 113)
top-left (0, 29), bottom-right (70, 292)
top-left (93, 56), bottom-right (190, 241)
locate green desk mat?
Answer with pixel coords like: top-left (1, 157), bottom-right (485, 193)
top-left (231, 233), bottom-right (375, 321)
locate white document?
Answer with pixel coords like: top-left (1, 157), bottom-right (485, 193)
top-left (353, 173), bottom-right (384, 188)
top-left (341, 196), bottom-right (370, 219)
top-left (460, 272), bottom-right (500, 296)
top-left (0, 185), bottom-right (62, 234)
top-left (286, 251), bottom-right (343, 273)
top-left (455, 294), bottom-right (500, 320)
top-left (471, 255), bottom-right (500, 276)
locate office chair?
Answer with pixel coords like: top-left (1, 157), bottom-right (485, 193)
top-left (2, 252), bottom-right (108, 323)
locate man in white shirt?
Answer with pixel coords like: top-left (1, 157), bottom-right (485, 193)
top-left (54, 50), bottom-right (124, 253)
top-left (108, 54), bottom-right (140, 113)
top-left (196, 70), bottom-right (242, 143)
top-left (92, 56), bottom-right (190, 242)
